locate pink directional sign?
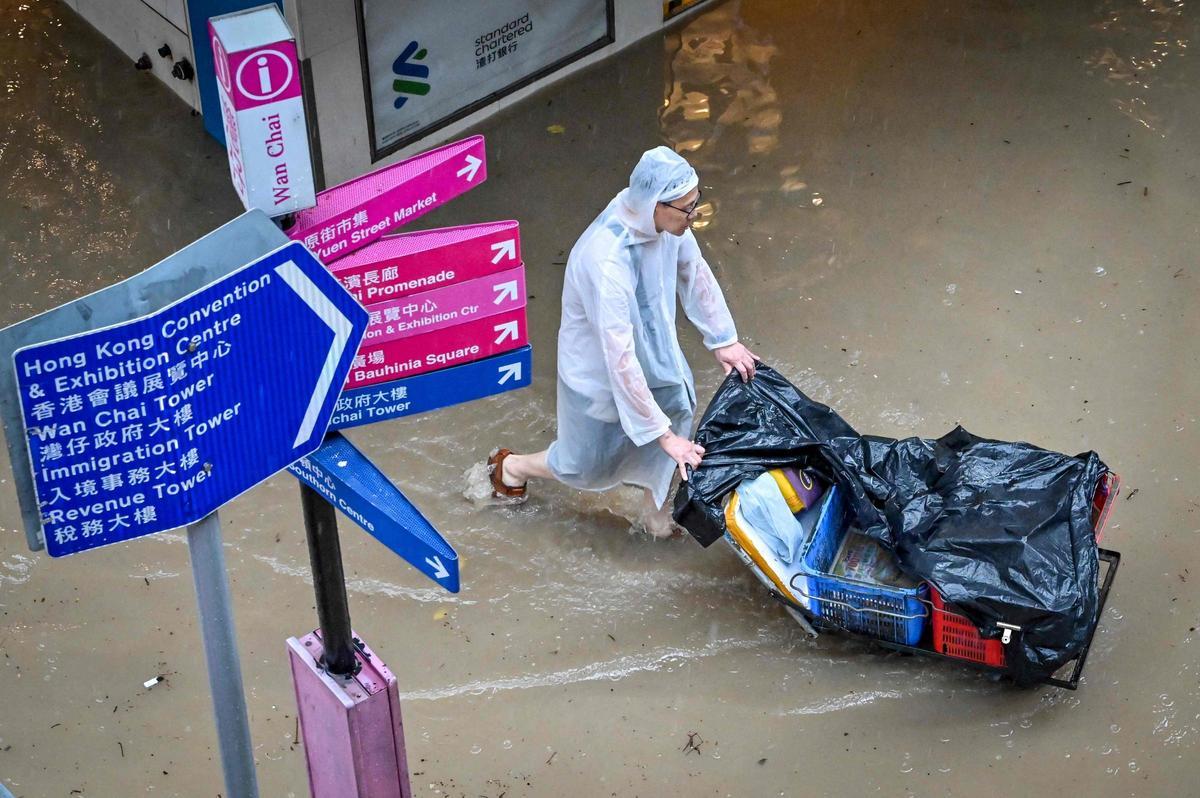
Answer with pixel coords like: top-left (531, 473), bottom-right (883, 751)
top-left (330, 220), bottom-right (521, 305)
top-left (288, 135), bottom-right (487, 263)
top-left (362, 266), bottom-right (525, 345)
top-left (348, 308), bottom-right (528, 389)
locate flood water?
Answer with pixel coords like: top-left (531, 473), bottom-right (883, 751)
top-left (1, 0), bottom-right (1198, 795)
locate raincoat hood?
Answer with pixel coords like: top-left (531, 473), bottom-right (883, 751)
top-left (616, 146), bottom-right (699, 241)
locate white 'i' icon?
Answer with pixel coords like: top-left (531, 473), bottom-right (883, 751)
top-left (257, 56), bottom-right (272, 94)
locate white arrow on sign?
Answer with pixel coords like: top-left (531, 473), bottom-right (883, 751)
top-left (489, 239), bottom-right (516, 264)
top-left (498, 362), bottom-right (522, 385)
top-left (493, 320), bottom-right (519, 345)
top-left (274, 260), bottom-right (356, 448)
top-left (492, 280), bottom-right (518, 305)
top-left (425, 556), bottom-right (449, 580)
top-left (457, 154), bottom-right (482, 182)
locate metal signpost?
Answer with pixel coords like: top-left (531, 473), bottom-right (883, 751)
top-left (2, 232), bottom-right (368, 798)
top-left (272, 134), bottom-right (539, 797)
top-left (0, 92), bottom-right (524, 796)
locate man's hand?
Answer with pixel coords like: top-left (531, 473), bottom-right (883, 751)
top-left (714, 341), bottom-right (760, 382)
top-left (659, 430), bottom-right (705, 482)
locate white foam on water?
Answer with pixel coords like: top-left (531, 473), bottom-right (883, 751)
top-left (127, 570), bottom-right (180, 580)
top-left (398, 633), bottom-right (780, 701)
top-left (779, 685), bottom-right (941, 715)
top-left (0, 553), bottom-right (36, 586)
top-left (461, 460), bottom-right (500, 505)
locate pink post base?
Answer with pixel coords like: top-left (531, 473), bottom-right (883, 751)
top-left (287, 631), bottom-right (412, 798)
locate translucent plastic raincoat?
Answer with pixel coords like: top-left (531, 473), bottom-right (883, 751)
top-left (546, 148), bottom-right (738, 507)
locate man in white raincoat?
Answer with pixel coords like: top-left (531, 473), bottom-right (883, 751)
top-left (489, 147), bottom-right (758, 537)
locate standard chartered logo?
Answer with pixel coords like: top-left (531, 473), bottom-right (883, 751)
top-left (392, 40), bottom-right (430, 109)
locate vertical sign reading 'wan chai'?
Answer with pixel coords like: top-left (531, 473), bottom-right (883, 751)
top-left (210, 6), bottom-right (316, 216)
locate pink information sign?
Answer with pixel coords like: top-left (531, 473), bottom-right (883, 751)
top-left (288, 136), bottom-right (487, 263)
top-left (362, 266), bottom-right (525, 345)
top-left (330, 220), bottom-right (521, 304)
top-left (209, 6), bottom-right (315, 215)
top-left (348, 308), bottom-right (528, 389)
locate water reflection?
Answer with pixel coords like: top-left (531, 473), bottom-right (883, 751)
top-left (0, 3), bottom-right (134, 319)
top-left (1085, 0), bottom-right (1190, 135)
top-left (659, 1), bottom-right (825, 233)
top-left (661, 0), bottom-right (781, 159)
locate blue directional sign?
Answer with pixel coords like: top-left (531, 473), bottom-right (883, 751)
top-left (288, 432), bottom-right (459, 592)
top-left (13, 241), bottom-right (369, 557)
top-left (330, 345), bottom-right (532, 430)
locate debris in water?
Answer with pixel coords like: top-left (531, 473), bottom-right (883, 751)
top-left (1125, 488), bottom-right (1139, 502)
top-left (143, 675), bottom-right (164, 689)
top-left (682, 731), bottom-right (705, 756)
top-left (1094, 266), bottom-right (1107, 276)
top-left (1013, 289), bottom-right (1023, 295)
top-left (546, 124), bottom-right (565, 135)
top-left (546, 750), bottom-right (557, 765)
top-left (758, 757), bottom-right (768, 765)
top-left (1117, 181), bottom-right (1131, 186)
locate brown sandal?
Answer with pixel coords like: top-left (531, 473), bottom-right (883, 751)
top-left (487, 448), bottom-right (527, 501)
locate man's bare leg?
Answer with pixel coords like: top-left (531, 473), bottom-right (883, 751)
top-left (500, 450), bottom-right (553, 487)
top-left (640, 488), bottom-right (677, 539)
top-left (498, 454), bottom-right (678, 538)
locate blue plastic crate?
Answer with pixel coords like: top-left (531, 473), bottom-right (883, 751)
top-left (791, 486), bottom-right (929, 646)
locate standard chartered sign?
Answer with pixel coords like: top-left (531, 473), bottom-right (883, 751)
top-left (361, 0), bottom-right (611, 158)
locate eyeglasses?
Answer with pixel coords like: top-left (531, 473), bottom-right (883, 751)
top-left (660, 189), bottom-right (702, 217)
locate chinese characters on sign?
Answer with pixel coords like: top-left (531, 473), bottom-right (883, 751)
top-left (14, 242), bottom-right (367, 556)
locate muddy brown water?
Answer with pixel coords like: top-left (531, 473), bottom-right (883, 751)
top-left (1, 0), bottom-right (1197, 795)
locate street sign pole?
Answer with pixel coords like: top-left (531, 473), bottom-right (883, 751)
top-left (298, 479), bottom-right (358, 676)
top-left (186, 511), bottom-right (259, 798)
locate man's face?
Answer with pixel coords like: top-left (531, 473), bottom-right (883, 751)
top-left (653, 187), bottom-right (701, 236)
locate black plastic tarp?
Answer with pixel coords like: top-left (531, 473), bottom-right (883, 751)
top-left (673, 364), bottom-right (1108, 684)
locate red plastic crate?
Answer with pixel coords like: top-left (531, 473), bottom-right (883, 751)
top-left (1091, 472), bottom-right (1120, 544)
top-left (930, 471), bottom-right (1119, 669)
top-left (930, 587), bottom-right (1007, 666)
